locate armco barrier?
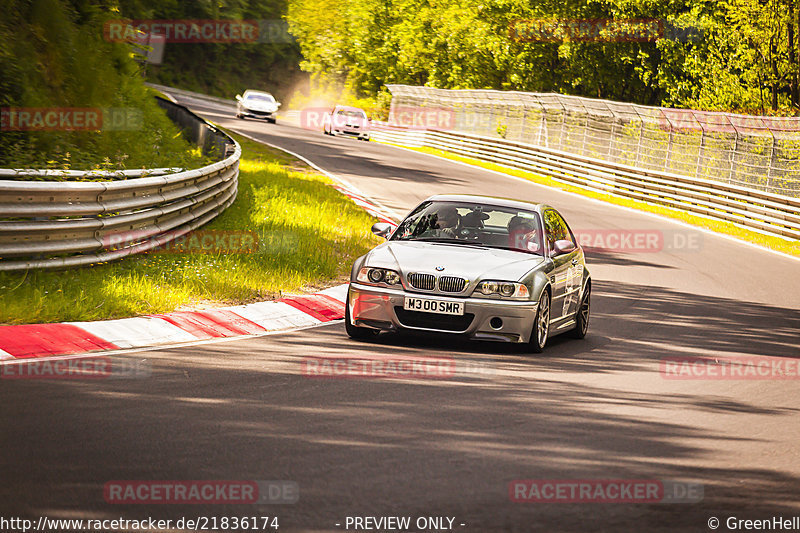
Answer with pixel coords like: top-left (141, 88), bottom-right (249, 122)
top-left (370, 123), bottom-right (800, 240)
top-left (146, 82), bottom-right (235, 108)
top-left (386, 85), bottom-right (800, 198)
top-left (139, 84), bottom-right (800, 241)
top-left (0, 97), bottom-right (240, 271)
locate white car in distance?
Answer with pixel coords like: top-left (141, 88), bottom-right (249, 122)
top-left (235, 90), bottom-right (280, 123)
top-left (323, 105), bottom-right (370, 141)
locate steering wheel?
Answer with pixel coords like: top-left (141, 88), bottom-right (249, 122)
top-left (457, 228), bottom-right (480, 240)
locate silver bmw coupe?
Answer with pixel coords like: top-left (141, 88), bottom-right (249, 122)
top-left (346, 195), bottom-right (591, 352)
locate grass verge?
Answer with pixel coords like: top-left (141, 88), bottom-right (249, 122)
top-left (0, 133), bottom-right (381, 324)
top-left (386, 144), bottom-right (800, 257)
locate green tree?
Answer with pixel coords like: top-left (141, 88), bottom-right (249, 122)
top-left (287, 0), bottom-right (800, 114)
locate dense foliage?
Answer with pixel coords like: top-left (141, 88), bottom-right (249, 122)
top-left (3, 0), bottom-right (796, 171)
top-left (0, 0), bottom-right (214, 169)
top-left (0, 0), bottom-right (304, 169)
top-left (287, 0), bottom-right (800, 114)
top-left (108, 0), bottom-right (304, 100)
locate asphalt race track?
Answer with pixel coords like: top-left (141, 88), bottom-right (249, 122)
top-left (1, 93), bottom-right (799, 532)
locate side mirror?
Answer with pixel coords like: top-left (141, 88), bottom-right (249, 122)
top-left (276, 102), bottom-right (281, 107)
top-left (371, 222), bottom-right (393, 239)
top-left (235, 95), bottom-right (242, 102)
top-left (552, 239), bottom-right (576, 256)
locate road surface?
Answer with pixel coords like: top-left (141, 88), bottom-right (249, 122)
top-left (1, 93), bottom-right (798, 532)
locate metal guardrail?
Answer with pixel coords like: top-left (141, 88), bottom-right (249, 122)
top-left (370, 123), bottom-right (800, 240)
top-left (145, 82), bottom-right (236, 108)
top-left (386, 85), bottom-right (800, 198)
top-left (0, 97), bottom-right (240, 271)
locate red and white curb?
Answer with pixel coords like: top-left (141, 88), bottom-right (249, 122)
top-left (0, 102), bottom-right (402, 362)
top-left (0, 285), bottom-right (348, 361)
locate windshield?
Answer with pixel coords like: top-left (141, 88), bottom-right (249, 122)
top-left (391, 200), bottom-right (544, 255)
top-left (336, 109), bottom-right (366, 118)
top-left (245, 93), bottom-right (275, 103)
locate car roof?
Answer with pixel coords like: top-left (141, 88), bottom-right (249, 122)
top-left (424, 194), bottom-right (548, 213)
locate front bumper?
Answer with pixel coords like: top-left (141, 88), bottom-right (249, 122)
top-left (332, 127), bottom-right (369, 140)
top-left (241, 109), bottom-right (276, 120)
top-left (348, 282), bottom-right (539, 343)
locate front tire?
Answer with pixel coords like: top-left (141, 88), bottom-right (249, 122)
top-left (528, 290), bottom-right (551, 353)
top-left (344, 291), bottom-right (379, 341)
top-left (569, 282), bottom-right (590, 339)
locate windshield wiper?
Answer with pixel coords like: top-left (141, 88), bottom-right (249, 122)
top-left (404, 238), bottom-right (488, 246)
top-left (483, 244), bottom-right (543, 256)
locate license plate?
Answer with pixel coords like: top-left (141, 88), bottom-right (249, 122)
top-left (403, 297), bottom-right (464, 316)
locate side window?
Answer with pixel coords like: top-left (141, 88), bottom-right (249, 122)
top-left (542, 210), bottom-right (560, 250)
top-left (543, 210), bottom-right (576, 250)
top-left (554, 212), bottom-right (576, 247)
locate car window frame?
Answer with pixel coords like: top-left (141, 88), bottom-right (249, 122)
top-left (335, 108), bottom-right (367, 119)
top-left (242, 91), bottom-right (277, 104)
top-left (543, 208), bottom-right (577, 255)
top-left (391, 200), bottom-right (546, 255)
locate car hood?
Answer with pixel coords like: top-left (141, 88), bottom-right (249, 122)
top-left (365, 240), bottom-right (545, 281)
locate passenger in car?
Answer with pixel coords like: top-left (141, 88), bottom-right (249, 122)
top-left (507, 216), bottom-right (541, 252)
top-left (460, 210), bottom-right (488, 229)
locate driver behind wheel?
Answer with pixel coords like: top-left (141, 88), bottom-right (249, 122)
top-left (424, 206), bottom-right (460, 238)
top-left (508, 215), bottom-right (541, 252)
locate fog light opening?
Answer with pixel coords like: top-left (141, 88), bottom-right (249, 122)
top-left (489, 317), bottom-right (503, 330)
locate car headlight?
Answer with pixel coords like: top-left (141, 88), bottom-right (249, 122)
top-left (357, 267), bottom-right (401, 286)
top-left (473, 281), bottom-right (530, 299)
